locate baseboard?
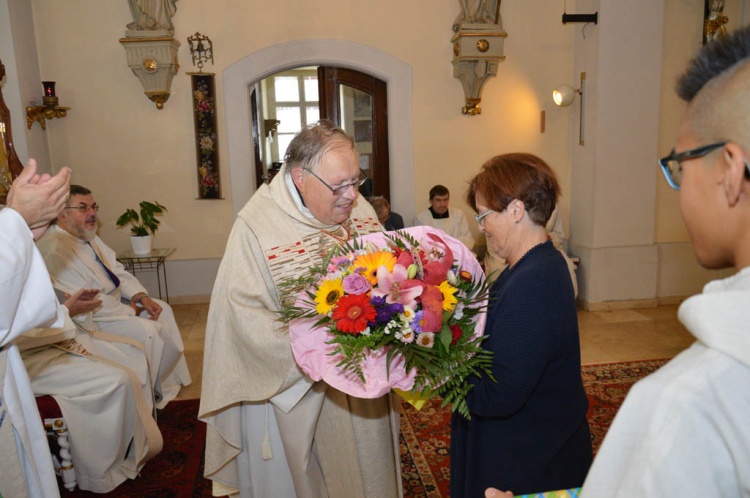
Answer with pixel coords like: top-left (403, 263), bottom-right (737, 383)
top-left (656, 295), bottom-right (689, 306)
top-left (577, 297), bottom-right (658, 311)
top-left (168, 295), bottom-right (211, 305)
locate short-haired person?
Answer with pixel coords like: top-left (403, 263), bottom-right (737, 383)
top-left (413, 184), bottom-right (475, 250)
top-left (369, 196), bottom-right (405, 231)
top-left (200, 120), bottom-right (402, 497)
top-left (578, 23), bottom-right (750, 498)
top-left (36, 185), bottom-right (191, 408)
top-left (453, 153), bottom-right (592, 497)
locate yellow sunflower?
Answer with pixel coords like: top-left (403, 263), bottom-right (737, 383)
top-left (314, 278), bottom-right (344, 314)
top-left (437, 281), bottom-right (458, 312)
top-left (352, 251), bottom-right (397, 285)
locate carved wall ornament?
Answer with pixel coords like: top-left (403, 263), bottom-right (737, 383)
top-left (451, 0), bottom-right (506, 115)
top-left (120, 0), bottom-right (180, 109)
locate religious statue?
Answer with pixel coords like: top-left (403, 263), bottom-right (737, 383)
top-left (453, 0), bottom-right (501, 32)
top-left (704, 0), bottom-right (728, 44)
top-left (127, 0), bottom-right (178, 32)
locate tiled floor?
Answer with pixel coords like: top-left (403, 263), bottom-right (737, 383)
top-left (173, 303), bottom-right (696, 401)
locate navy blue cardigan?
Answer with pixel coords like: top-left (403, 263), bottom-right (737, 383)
top-left (450, 241), bottom-right (592, 497)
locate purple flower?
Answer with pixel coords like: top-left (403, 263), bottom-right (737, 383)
top-left (369, 295), bottom-right (404, 326)
top-left (343, 273), bottom-right (371, 295)
top-left (411, 311), bottom-right (424, 333)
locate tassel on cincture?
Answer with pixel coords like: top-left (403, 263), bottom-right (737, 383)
top-left (262, 402), bottom-right (272, 460)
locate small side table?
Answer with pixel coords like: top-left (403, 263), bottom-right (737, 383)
top-left (117, 248), bottom-right (175, 303)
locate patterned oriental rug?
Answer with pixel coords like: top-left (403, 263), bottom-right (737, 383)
top-left (400, 358), bottom-right (670, 498)
top-left (62, 398), bottom-right (212, 498)
top-left (60, 358), bottom-right (669, 497)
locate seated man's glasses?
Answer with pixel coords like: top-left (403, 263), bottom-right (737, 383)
top-left (305, 168), bottom-right (368, 196)
top-left (66, 203), bottom-right (99, 213)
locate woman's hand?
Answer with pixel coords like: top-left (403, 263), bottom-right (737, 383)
top-left (486, 488), bottom-right (513, 498)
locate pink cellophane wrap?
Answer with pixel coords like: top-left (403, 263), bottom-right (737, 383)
top-left (289, 225), bottom-right (488, 399)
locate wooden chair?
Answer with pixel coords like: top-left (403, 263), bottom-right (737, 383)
top-left (35, 395), bottom-right (77, 491)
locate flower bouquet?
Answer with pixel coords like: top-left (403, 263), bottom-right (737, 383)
top-left (278, 226), bottom-right (494, 419)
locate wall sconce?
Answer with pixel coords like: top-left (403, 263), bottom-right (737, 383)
top-left (187, 32), bottom-right (214, 72)
top-left (553, 72), bottom-right (586, 145)
top-left (26, 81), bottom-right (70, 130)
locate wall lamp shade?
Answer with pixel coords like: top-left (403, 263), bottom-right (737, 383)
top-left (553, 83), bottom-right (577, 107)
top-left (552, 72), bottom-right (587, 145)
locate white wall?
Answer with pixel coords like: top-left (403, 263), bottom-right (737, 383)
top-left (1, 0), bottom-right (732, 302)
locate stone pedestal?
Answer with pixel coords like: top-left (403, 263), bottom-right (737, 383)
top-left (120, 34), bottom-right (180, 109)
top-left (451, 23), bottom-right (506, 115)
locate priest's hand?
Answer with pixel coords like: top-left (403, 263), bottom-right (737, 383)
top-left (64, 288), bottom-right (102, 317)
top-left (132, 293), bottom-right (161, 320)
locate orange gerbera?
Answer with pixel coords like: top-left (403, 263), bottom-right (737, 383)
top-left (332, 294), bottom-right (377, 334)
top-left (352, 250), bottom-right (397, 285)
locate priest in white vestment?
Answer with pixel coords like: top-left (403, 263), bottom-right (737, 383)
top-left (36, 185), bottom-right (191, 408)
top-left (1, 162), bottom-right (70, 498)
top-left (19, 287), bottom-right (163, 493)
top-left (413, 184), bottom-right (475, 251)
top-left (200, 121), bottom-right (402, 498)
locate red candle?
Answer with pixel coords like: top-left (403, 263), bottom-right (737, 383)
top-left (42, 81), bottom-right (56, 98)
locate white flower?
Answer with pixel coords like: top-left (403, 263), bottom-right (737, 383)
top-left (400, 306), bottom-right (416, 322)
top-left (447, 270), bottom-right (459, 287)
top-left (360, 326), bottom-right (371, 336)
top-left (417, 332), bottom-right (435, 348)
top-left (384, 319), bottom-right (399, 335)
top-left (397, 327), bottom-right (415, 344)
top-left (453, 303), bottom-right (465, 320)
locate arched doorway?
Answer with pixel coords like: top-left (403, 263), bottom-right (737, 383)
top-left (222, 39), bottom-right (415, 223)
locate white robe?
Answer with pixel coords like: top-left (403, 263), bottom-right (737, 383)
top-left (413, 207), bottom-right (475, 250)
top-left (0, 207), bottom-right (62, 498)
top-left (36, 225), bottom-right (190, 407)
top-left (20, 310), bottom-right (163, 493)
top-left (582, 267), bottom-right (750, 497)
top-left (200, 166), bottom-right (402, 498)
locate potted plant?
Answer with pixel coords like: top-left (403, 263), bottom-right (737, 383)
top-left (116, 200), bottom-right (167, 255)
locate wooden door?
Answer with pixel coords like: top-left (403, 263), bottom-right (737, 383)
top-left (318, 67), bottom-right (390, 201)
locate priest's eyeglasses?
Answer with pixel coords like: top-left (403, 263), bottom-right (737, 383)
top-left (66, 203), bottom-right (99, 213)
top-left (305, 168), bottom-right (368, 196)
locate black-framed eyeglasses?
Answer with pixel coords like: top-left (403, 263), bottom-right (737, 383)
top-left (305, 168), bottom-right (368, 196)
top-left (66, 203), bottom-right (99, 213)
top-left (475, 209), bottom-right (495, 224)
top-left (658, 142), bottom-right (726, 190)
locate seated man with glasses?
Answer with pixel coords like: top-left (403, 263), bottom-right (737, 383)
top-left (200, 120), bottom-right (402, 497)
top-left (36, 185), bottom-right (191, 409)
